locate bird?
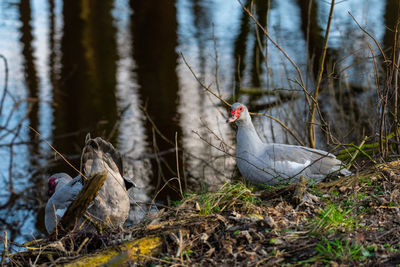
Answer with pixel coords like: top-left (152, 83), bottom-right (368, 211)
top-left (227, 102), bottom-right (351, 186)
top-left (45, 134), bottom-right (135, 234)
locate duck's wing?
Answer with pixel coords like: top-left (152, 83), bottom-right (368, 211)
top-left (44, 176), bottom-right (82, 233)
top-left (262, 144), bottom-right (348, 179)
top-left (79, 134), bottom-right (131, 228)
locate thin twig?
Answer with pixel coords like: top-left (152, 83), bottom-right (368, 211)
top-left (0, 55), bottom-right (9, 117)
top-left (28, 127), bottom-right (88, 180)
top-left (238, 0), bottom-right (311, 108)
top-left (151, 177), bottom-right (182, 205)
top-left (348, 12), bottom-right (387, 63)
top-left (212, 24), bottom-right (221, 97)
top-left (200, 117), bottom-right (234, 151)
top-left (181, 53), bottom-right (230, 107)
top-left (139, 105), bottom-right (230, 178)
top-left (250, 112), bottom-right (305, 146)
top-left (182, 53), bottom-right (304, 145)
top-left (7, 125), bottom-right (21, 193)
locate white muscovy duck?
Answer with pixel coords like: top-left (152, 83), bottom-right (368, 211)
top-left (227, 103), bottom-right (351, 185)
top-left (45, 134), bottom-right (134, 233)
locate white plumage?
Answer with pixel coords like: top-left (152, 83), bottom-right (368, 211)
top-left (227, 103), bottom-right (351, 185)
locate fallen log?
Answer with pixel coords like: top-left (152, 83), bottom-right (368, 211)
top-left (63, 235), bottom-right (162, 267)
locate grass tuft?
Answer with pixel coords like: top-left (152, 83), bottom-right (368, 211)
top-left (312, 239), bottom-right (372, 262)
top-left (183, 182), bottom-right (260, 215)
top-left (310, 203), bottom-right (359, 233)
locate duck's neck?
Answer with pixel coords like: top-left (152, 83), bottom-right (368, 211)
top-left (235, 119), bottom-right (263, 152)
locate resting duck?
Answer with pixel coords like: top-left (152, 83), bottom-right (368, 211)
top-left (227, 103), bottom-right (351, 185)
top-left (45, 135), bottom-right (134, 233)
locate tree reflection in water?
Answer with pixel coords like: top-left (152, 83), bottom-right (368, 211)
top-left (0, 0), bottom-right (391, 247)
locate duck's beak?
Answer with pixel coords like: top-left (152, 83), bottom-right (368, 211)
top-left (226, 110), bottom-right (238, 123)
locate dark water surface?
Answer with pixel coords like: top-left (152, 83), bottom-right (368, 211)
top-left (0, 0), bottom-right (395, 245)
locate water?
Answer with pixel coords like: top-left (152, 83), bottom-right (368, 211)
top-left (0, 0), bottom-right (394, 246)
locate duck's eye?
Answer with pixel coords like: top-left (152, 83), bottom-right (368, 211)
top-left (239, 106), bottom-right (243, 111)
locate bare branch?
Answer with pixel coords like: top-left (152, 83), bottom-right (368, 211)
top-left (238, 0), bottom-right (311, 108)
top-left (348, 12), bottom-right (387, 63)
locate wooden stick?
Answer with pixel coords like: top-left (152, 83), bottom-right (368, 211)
top-left (59, 171), bottom-right (107, 232)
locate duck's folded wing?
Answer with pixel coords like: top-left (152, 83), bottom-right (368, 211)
top-left (263, 144), bottom-right (345, 177)
top-left (44, 178), bottom-right (82, 233)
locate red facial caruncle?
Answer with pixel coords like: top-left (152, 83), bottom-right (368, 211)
top-left (47, 177), bottom-right (58, 197)
top-left (227, 105), bottom-right (244, 123)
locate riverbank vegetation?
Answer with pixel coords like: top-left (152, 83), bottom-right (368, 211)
top-left (5, 160), bottom-right (400, 266)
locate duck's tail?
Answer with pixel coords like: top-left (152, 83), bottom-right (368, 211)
top-left (80, 134), bottom-right (124, 180)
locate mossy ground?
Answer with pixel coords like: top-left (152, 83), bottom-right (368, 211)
top-left (4, 161), bottom-right (400, 266)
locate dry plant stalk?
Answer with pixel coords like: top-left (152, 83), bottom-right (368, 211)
top-left (393, 22), bottom-right (400, 153)
top-left (308, 0), bottom-right (335, 148)
top-left (175, 132), bottom-right (184, 198)
top-left (1, 231), bottom-right (7, 266)
top-left (387, 14), bottom-right (400, 155)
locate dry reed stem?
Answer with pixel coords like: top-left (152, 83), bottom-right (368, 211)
top-left (151, 177), bottom-right (183, 205)
top-left (393, 23), bottom-right (400, 153)
top-left (308, 0), bottom-right (335, 148)
top-left (346, 136), bottom-right (369, 169)
top-left (175, 132), bottom-right (183, 198)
